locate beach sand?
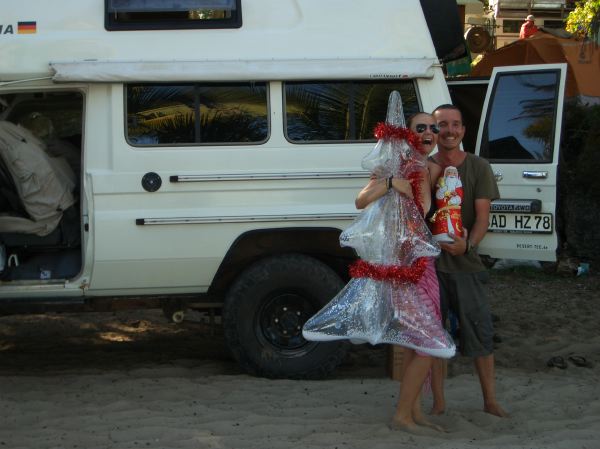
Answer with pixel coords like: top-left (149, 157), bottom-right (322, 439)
top-left (1, 268), bottom-right (599, 449)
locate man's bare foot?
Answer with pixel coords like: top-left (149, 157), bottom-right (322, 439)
top-left (484, 403), bottom-right (509, 417)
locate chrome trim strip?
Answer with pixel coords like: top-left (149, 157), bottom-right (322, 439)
top-left (170, 171), bottom-right (369, 182)
top-left (136, 213), bottom-right (358, 226)
top-left (522, 171), bottom-right (548, 179)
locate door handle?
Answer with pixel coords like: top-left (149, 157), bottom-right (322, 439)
top-left (493, 171), bottom-right (503, 182)
top-left (522, 171), bottom-right (548, 179)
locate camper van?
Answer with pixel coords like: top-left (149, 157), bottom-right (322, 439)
top-left (0, 0), bottom-right (566, 378)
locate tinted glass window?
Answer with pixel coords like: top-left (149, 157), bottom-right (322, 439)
top-left (544, 20), bottom-right (565, 29)
top-left (480, 70), bottom-right (560, 162)
top-left (126, 83), bottom-right (268, 145)
top-left (106, 0), bottom-right (241, 30)
top-left (502, 20), bottom-right (521, 33)
top-left (284, 81), bottom-right (418, 142)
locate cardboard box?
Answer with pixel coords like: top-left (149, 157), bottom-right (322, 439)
top-left (387, 345), bottom-right (405, 381)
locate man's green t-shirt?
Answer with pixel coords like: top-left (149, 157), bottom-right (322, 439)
top-left (433, 152), bottom-right (499, 273)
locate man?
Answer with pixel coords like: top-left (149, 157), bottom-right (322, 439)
top-left (430, 104), bottom-right (508, 418)
top-left (519, 15), bottom-right (538, 39)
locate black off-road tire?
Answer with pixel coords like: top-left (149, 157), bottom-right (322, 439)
top-left (222, 253), bottom-right (348, 379)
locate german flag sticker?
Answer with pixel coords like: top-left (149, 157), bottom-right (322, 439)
top-left (17, 21), bottom-right (37, 34)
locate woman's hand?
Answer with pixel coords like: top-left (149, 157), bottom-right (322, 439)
top-left (355, 175), bottom-right (414, 209)
top-left (391, 177), bottom-right (413, 199)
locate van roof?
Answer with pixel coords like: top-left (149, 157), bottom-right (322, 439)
top-left (1, 0), bottom-right (439, 82)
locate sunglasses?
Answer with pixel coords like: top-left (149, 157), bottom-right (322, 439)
top-left (415, 123), bottom-right (440, 134)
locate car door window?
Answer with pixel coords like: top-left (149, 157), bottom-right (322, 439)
top-left (479, 70), bottom-right (561, 163)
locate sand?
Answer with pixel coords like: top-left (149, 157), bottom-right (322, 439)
top-left (1, 268), bottom-right (599, 449)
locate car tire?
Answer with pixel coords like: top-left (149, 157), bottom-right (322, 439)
top-left (222, 253), bottom-right (348, 379)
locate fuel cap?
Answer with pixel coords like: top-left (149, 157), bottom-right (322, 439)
top-left (141, 172), bottom-right (162, 192)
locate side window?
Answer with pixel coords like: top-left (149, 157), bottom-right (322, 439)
top-left (479, 70), bottom-right (560, 163)
top-left (544, 20), bottom-right (566, 29)
top-left (284, 81), bottom-right (418, 143)
top-left (502, 20), bottom-right (521, 33)
top-left (105, 0), bottom-right (242, 31)
top-left (126, 83), bottom-right (268, 145)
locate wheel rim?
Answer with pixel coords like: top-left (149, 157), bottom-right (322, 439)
top-left (256, 291), bottom-right (318, 353)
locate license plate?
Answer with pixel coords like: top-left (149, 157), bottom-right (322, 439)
top-left (488, 213), bottom-right (553, 234)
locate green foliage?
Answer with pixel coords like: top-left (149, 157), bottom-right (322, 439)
top-left (566, 0), bottom-right (600, 40)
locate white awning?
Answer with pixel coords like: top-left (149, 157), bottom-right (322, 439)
top-left (50, 58), bottom-right (438, 83)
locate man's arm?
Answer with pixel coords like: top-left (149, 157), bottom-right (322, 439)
top-left (469, 198), bottom-right (491, 247)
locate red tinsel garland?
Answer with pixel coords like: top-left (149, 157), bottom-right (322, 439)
top-left (373, 122), bottom-right (427, 155)
top-left (348, 122), bottom-right (430, 284)
top-left (407, 171), bottom-right (424, 216)
top-left (349, 257), bottom-right (428, 284)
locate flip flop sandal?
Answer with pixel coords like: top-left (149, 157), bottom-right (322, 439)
top-left (568, 356), bottom-right (592, 368)
top-left (547, 356), bottom-right (567, 369)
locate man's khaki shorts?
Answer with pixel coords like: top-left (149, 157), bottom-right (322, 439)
top-left (437, 271), bottom-right (494, 357)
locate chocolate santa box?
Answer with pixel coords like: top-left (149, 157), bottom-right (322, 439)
top-left (431, 166), bottom-right (463, 243)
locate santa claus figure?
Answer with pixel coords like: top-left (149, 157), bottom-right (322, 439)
top-left (431, 166), bottom-right (464, 242)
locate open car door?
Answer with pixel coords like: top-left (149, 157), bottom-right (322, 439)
top-left (475, 63), bottom-right (567, 262)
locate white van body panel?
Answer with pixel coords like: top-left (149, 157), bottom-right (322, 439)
top-left (87, 78), bottom-right (450, 295)
top-left (86, 80), bottom-right (364, 293)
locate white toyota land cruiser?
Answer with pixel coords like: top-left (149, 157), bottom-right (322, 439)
top-left (0, 0), bottom-right (566, 378)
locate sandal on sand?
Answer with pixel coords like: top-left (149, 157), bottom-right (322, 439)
top-left (547, 356), bottom-right (567, 369)
top-left (568, 355), bottom-right (592, 368)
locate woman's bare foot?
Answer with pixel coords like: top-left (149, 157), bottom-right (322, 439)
top-left (413, 414), bottom-right (447, 432)
top-left (484, 402), bottom-right (509, 417)
top-left (389, 414), bottom-right (436, 435)
top-left (389, 415), bottom-right (432, 435)
top-left (429, 404), bottom-right (445, 416)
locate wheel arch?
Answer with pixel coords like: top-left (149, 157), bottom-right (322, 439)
top-left (208, 227), bottom-right (356, 297)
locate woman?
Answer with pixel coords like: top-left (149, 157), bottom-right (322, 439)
top-left (355, 112), bottom-right (444, 432)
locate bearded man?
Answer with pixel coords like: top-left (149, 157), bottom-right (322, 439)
top-left (428, 104), bottom-right (508, 418)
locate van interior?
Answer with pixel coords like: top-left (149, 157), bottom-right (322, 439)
top-left (0, 91), bottom-right (83, 282)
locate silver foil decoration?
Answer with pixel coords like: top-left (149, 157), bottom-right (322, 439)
top-left (303, 91), bottom-right (456, 358)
